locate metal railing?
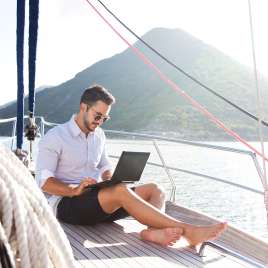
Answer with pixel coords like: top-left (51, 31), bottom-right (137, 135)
top-left (0, 116), bottom-right (264, 201)
top-left (104, 130), bottom-right (264, 201)
top-left (199, 241), bottom-right (266, 268)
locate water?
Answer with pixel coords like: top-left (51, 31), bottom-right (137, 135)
top-left (106, 139), bottom-right (268, 242)
top-left (1, 137), bottom-right (268, 242)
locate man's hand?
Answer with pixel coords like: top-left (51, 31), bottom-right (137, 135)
top-left (72, 177), bottom-right (97, 196)
top-left (102, 170), bottom-right (112, 181)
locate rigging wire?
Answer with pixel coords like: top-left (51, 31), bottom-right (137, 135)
top-left (84, 0), bottom-right (268, 162)
top-left (247, 0), bottom-right (267, 189)
top-left (96, 0), bottom-right (268, 127)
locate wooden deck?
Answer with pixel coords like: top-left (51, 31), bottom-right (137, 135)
top-left (61, 206), bottom-right (260, 268)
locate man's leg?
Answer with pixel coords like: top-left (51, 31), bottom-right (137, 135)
top-left (134, 183), bottom-right (180, 246)
top-left (98, 183), bottom-right (227, 246)
top-left (134, 183), bottom-right (165, 210)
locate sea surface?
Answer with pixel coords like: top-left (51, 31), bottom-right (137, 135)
top-left (1, 136), bottom-right (268, 242)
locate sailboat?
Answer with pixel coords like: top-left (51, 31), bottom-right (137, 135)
top-left (1, 0), bottom-right (268, 267)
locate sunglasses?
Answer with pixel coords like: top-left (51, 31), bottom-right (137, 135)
top-left (91, 107), bottom-right (110, 123)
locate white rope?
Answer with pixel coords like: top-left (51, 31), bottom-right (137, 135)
top-left (0, 144), bottom-right (76, 268)
top-left (0, 222), bottom-right (15, 267)
top-left (1, 147), bottom-right (75, 262)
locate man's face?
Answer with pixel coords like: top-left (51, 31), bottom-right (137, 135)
top-left (82, 101), bottom-right (111, 132)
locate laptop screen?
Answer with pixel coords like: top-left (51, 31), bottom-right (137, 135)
top-left (112, 151), bottom-right (150, 182)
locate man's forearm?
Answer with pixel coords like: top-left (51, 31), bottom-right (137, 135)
top-left (42, 177), bottom-right (75, 197)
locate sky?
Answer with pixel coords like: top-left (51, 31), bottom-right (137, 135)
top-left (1, 0), bottom-right (268, 106)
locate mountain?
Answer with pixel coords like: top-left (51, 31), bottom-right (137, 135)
top-left (1, 27), bottom-right (268, 140)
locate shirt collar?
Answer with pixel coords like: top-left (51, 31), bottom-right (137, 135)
top-left (68, 115), bottom-right (83, 137)
top-left (68, 114), bottom-right (96, 137)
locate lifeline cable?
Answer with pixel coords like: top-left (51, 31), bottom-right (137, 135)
top-left (96, 0), bottom-right (268, 128)
top-left (84, 0), bottom-right (268, 162)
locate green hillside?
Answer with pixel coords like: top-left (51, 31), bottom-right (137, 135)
top-left (1, 28), bottom-right (268, 140)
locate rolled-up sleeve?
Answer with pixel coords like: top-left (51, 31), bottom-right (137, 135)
top-left (35, 130), bottom-right (61, 188)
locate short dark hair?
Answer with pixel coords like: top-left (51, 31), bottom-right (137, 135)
top-left (80, 85), bottom-right (115, 107)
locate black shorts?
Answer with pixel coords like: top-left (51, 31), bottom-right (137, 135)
top-left (57, 187), bottom-right (134, 225)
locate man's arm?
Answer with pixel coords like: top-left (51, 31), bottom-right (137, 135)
top-left (98, 142), bottom-right (112, 181)
top-left (37, 130), bottom-right (98, 197)
top-left (42, 177), bottom-right (97, 197)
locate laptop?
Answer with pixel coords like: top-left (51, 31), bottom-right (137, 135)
top-left (85, 151), bottom-right (150, 190)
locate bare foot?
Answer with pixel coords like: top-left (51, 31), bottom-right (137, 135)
top-left (140, 227), bottom-right (183, 247)
top-left (184, 222), bottom-right (227, 246)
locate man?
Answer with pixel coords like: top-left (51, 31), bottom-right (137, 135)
top-left (36, 85), bottom-right (226, 247)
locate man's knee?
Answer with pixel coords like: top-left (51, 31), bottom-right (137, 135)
top-left (99, 183), bottom-right (128, 200)
top-left (143, 182), bottom-right (165, 200)
top-left (152, 183), bottom-right (165, 199)
top-left (98, 183), bottom-right (129, 213)
top-left (112, 183), bottom-right (129, 198)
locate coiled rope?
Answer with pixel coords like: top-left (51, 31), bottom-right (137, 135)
top-left (0, 144), bottom-right (76, 268)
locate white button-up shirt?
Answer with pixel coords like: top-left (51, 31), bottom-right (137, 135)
top-left (35, 115), bottom-right (112, 214)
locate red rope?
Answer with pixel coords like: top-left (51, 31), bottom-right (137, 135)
top-left (84, 0), bottom-right (268, 162)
